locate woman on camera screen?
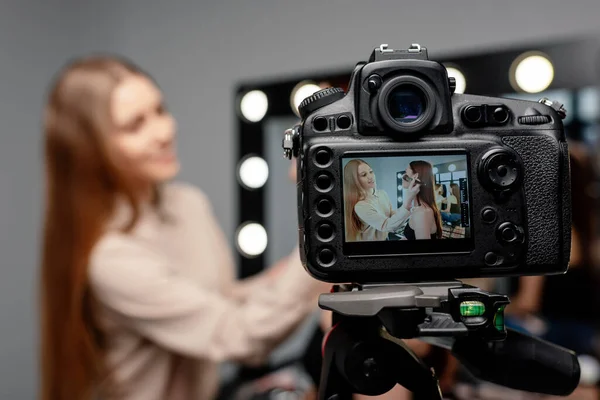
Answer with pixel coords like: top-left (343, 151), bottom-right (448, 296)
top-left (435, 183), bottom-right (446, 211)
top-left (343, 159), bottom-right (420, 241)
top-left (401, 161), bottom-right (443, 240)
top-left (39, 55), bottom-right (330, 400)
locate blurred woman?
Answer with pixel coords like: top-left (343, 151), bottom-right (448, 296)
top-left (402, 161), bottom-right (443, 240)
top-left (39, 55), bottom-right (329, 400)
top-left (343, 159), bottom-right (419, 241)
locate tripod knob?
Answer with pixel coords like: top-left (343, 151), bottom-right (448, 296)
top-left (319, 320), bottom-right (443, 400)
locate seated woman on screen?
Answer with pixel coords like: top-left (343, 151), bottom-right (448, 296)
top-left (441, 183), bottom-right (462, 224)
top-left (343, 159), bottom-right (419, 242)
top-left (401, 161), bottom-right (443, 240)
top-left (435, 183), bottom-right (446, 211)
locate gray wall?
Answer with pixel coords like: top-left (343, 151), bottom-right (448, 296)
top-left (2, 1), bottom-right (600, 398)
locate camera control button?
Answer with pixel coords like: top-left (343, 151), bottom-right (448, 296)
top-left (314, 148), bottom-right (332, 167)
top-left (492, 107), bottom-right (509, 124)
top-left (367, 74), bottom-right (382, 93)
top-left (496, 222), bottom-right (524, 244)
top-left (478, 149), bottom-right (523, 192)
top-left (316, 198), bottom-right (334, 217)
top-left (485, 252), bottom-right (498, 265)
top-left (315, 173), bottom-right (333, 192)
top-left (317, 248), bottom-right (336, 267)
top-left (485, 252), bottom-right (501, 266)
top-left (501, 226), bottom-right (517, 242)
top-left (317, 223), bottom-right (335, 242)
top-left (463, 105), bottom-right (482, 124)
top-left (336, 114), bottom-right (352, 130)
top-left (481, 207), bottom-right (497, 224)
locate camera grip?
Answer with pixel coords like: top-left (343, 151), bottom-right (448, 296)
top-left (501, 136), bottom-right (561, 266)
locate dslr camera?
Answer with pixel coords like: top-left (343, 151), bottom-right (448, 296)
top-left (283, 43), bottom-right (571, 284)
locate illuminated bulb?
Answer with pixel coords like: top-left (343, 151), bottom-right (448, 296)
top-left (397, 173), bottom-right (403, 179)
top-left (238, 156), bottom-right (269, 189)
top-left (291, 81), bottom-right (322, 116)
top-left (446, 67), bottom-right (466, 94)
top-left (398, 185), bottom-right (403, 191)
top-left (448, 164), bottom-right (456, 172)
top-left (236, 222), bottom-right (268, 257)
top-left (240, 90), bottom-right (268, 122)
top-left (397, 196), bottom-right (403, 204)
top-left (511, 53), bottom-right (554, 93)
top-left (432, 167), bottom-right (439, 174)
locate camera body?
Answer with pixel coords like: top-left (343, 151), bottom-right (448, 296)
top-left (285, 44), bottom-right (571, 284)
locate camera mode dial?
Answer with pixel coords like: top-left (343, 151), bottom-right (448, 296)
top-left (478, 149), bottom-right (523, 193)
top-left (298, 87), bottom-right (345, 119)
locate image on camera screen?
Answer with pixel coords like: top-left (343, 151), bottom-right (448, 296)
top-left (341, 153), bottom-right (472, 254)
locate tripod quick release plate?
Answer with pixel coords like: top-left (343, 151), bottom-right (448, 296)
top-left (319, 281), bottom-right (510, 341)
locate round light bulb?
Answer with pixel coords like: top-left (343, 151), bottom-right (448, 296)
top-left (448, 164), bottom-right (457, 172)
top-left (236, 222), bottom-right (268, 257)
top-left (511, 52), bottom-right (554, 93)
top-left (240, 90), bottom-right (268, 122)
top-left (432, 167), bottom-right (439, 174)
top-left (238, 156), bottom-right (269, 189)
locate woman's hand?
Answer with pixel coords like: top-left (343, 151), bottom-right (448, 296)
top-left (403, 173), bottom-right (421, 209)
top-left (264, 258), bottom-right (288, 280)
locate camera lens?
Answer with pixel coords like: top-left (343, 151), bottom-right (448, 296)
top-left (387, 85), bottom-right (426, 123)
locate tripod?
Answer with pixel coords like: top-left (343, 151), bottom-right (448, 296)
top-left (317, 281), bottom-right (581, 400)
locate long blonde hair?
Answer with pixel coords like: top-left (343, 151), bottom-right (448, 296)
top-left (343, 159), bottom-right (372, 240)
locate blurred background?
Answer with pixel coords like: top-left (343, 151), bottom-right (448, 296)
top-left (3, 1), bottom-right (600, 399)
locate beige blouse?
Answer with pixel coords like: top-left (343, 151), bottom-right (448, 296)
top-left (88, 182), bottom-right (326, 400)
top-left (353, 189), bottom-right (411, 241)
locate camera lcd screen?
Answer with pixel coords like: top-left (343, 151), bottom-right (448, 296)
top-left (341, 152), bottom-right (473, 256)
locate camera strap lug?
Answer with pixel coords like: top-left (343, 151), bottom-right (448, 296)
top-left (282, 125), bottom-right (300, 159)
top-left (538, 97), bottom-right (567, 120)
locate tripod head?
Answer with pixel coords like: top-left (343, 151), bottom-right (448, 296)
top-left (318, 281), bottom-right (581, 400)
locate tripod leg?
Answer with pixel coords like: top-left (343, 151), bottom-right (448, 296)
top-left (318, 324), bottom-right (354, 400)
top-left (378, 330), bottom-right (443, 400)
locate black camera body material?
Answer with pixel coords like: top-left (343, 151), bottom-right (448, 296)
top-left (285, 44), bottom-right (571, 284)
